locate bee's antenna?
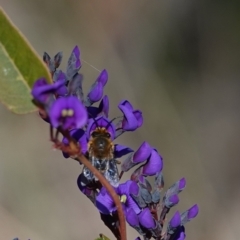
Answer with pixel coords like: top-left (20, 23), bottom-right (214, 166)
top-left (88, 112), bottom-right (99, 129)
top-left (106, 116), bottom-right (122, 130)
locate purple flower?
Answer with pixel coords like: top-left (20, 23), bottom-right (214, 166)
top-left (171, 226), bottom-right (186, 240)
top-left (126, 208), bottom-right (139, 227)
top-left (165, 194), bottom-right (179, 208)
top-left (31, 78), bottom-right (65, 105)
top-left (86, 70), bottom-right (108, 104)
top-left (142, 149), bottom-right (163, 176)
top-left (96, 180), bottom-right (141, 215)
top-left (187, 204), bottom-right (199, 220)
top-left (133, 141), bottom-right (152, 163)
top-left (86, 116), bottom-right (115, 140)
top-left (122, 144), bottom-right (163, 178)
top-left (68, 73), bottom-right (84, 101)
top-left (118, 100), bottom-right (143, 131)
top-left (96, 69), bottom-right (108, 87)
top-left (169, 211), bottom-right (181, 228)
top-left (53, 70), bottom-right (68, 96)
top-left (121, 141), bottom-right (152, 172)
top-left (87, 95), bottom-right (109, 118)
top-left (178, 178), bottom-right (186, 191)
top-left (62, 129), bottom-right (87, 158)
top-left (138, 208), bottom-right (156, 229)
top-left (66, 46), bottom-right (81, 79)
top-left (49, 96), bottom-right (88, 129)
top-left (114, 144), bottom-right (134, 158)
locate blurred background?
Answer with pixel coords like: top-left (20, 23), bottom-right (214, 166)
top-left (0, 0), bottom-right (240, 239)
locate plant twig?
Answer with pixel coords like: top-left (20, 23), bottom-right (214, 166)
top-left (53, 127), bottom-right (127, 240)
top-left (77, 153), bottom-right (127, 240)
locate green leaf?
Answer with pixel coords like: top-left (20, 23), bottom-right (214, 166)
top-left (95, 234), bottom-right (111, 240)
top-left (0, 7), bottom-right (51, 114)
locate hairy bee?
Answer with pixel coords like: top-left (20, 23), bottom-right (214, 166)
top-left (82, 127), bottom-right (119, 187)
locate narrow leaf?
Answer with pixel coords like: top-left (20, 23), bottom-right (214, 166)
top-left (0, 8), bottom-right (51, 114)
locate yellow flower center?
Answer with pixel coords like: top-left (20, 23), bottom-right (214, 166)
top-left (120, 194), bottom-right (127, 203)
top-left (61, 109), bottom-right (74, 117)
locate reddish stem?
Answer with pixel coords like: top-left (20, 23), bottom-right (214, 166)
top-left (54, 127), bottom-right (127, 240)
top-left (77, 154), bottom-right (127, 240)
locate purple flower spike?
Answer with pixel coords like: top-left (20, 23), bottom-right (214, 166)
top-left (86, 116), bottom-right (115, 140)
top-left (142, 149), bottom-right (163, 176)
top-left (126, 208), bottom-right (139, 227)
top-left (133, 142), bottom-right (152, 163)
top-left (187, 204), bottom-right (199, 219)
top-left (169, 211), bottom-right (181, 228)
top-left (96, 69), bottom-right (108, 87)
top-left (178, 178), bottom-right (186, 190)
top-left (138, 208), bottom-right (156, 229)
top-left (118, 100), bottom-right (139, 131)
top-left (49, 96), bottom-right (88, 130)
top-left (87, 81), bottom-right (104, 103)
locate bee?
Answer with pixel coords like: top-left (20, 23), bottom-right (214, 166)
top-left (82, 127), bottom-right (119, 187)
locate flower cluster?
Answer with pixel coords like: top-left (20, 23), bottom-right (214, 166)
top-left (31, 46), bottom-right (198, 240)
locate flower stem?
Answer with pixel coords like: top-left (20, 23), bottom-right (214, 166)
top-left (77, 153), bottom-right (127, 240)
top-left (53, 127), bottom-right (127, 240)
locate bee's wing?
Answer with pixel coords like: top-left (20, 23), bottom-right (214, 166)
top-left (104, 159), bottom-right (119, 187)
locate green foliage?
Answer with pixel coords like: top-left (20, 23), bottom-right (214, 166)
top-left (0, 8), bottom-right (51, 114)
top-left (95, 234), bottom-right (111, 240)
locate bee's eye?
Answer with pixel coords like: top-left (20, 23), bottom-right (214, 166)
top-left (91, 132), bottom-right (98, 138)
top-left (105, 133), bottom-right (111, 138)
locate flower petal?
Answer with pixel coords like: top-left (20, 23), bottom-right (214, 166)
top-left (118, 101), bottom-right (138, 131)
top-left (96, 69), bottom-right (108, 87)
top-left (133, 110), bottom-right (143, 127)
top-left (87, 82), bottom-right (104, 102)
top-left (187, 204), bottom-right (199, 219)
top-left (126, 208), bottom-right (139, 227)
top-left (96, 187), bottom-right (116, 214)
top-left (49, 97), bottom-right (67, 128)
top-left (178, 178), bottom-right (186, 191)
top-left (119, 100), bottom-right (134, 112)
top-left (138, 208), bottom-right (156, 229)
top-left (67, 96), bottom-right (88, 128)
top-left (142, 149), bottom-right (163, 176)
top-left (169, 211), bottom-right (181, 228)
top-left (133, 142), bottom-right (152, 163)
top-left (114, 144), bottom-right (134, 158)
